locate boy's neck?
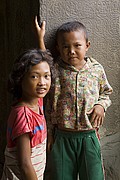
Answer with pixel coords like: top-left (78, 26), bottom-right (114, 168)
top-left (76, 59), bottom-right (87, 70)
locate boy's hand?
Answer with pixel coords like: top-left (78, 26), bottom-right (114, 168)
top-left (87, 105), bottom-right (105, 128)
top-left (35, 16), bottom-right (46, 50)
top-left (35, 16), bottom-right (46, 39)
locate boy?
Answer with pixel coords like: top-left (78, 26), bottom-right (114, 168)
top-left (35, 18), bottom-right (113, 180)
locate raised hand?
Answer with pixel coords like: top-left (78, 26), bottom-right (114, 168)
top-left (35, 16), bottom-right (46, 50)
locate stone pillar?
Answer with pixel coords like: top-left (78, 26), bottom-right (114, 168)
top-left (0, 0), bottom-right (39, 177)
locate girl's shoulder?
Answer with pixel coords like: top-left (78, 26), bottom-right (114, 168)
top-left (8, 105), bottom-right (30, 125)
top-left (11, 103), bottom-right (29, 113)
top-left (10, 98), bottom-right (43, 116)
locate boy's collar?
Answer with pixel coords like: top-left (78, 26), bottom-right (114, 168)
top-left (57, 56), bottom-right (93, 72)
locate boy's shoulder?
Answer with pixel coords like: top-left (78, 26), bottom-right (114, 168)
top-left (88, 56), bottom-right (100, 64)
top-left (87, 57), bottom-right (104, 69)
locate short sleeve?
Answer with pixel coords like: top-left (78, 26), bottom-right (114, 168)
top-left (8, 107), bottom-right (32, 141)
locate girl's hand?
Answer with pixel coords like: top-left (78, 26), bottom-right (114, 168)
top-left (47, 134), bottom-right (54, 153)
top-left (87, 105), bottom-right (105, 128)
top-left (35, 16), bottom-right (46, 50)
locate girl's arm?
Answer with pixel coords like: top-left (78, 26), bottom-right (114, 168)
top-left (17, 133), bottom-right (38, 180)
top-left (35, 16), bottom-right (46, 51)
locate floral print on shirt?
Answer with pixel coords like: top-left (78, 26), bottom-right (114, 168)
top-left (45, 57), bottom-right (113, 133)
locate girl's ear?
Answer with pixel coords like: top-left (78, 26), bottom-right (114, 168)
top-left (56, 45), bottom-right (60, 52)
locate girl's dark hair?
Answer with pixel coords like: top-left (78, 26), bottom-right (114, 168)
top-left (56, 21), bottom-right (88, 43)
top-left (8, 49), bottom-right (54, 100)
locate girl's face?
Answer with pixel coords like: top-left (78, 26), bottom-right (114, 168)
top-left (21, 61), bottom-right (51, 100)
top-left (57, 30), bottom-right (90, 70)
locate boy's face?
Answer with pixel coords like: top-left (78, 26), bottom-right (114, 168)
top-left (21, 61), bottom-right (51, 100)
top-left (57, 30), bottom-right (90, 69)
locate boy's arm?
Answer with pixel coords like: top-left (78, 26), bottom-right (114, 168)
top-left (35, 16), bottom-right (46, 50)
top-left (96, 67), bottom-right (113, 111)
top-left (87, 66), bottom-right (113, 127)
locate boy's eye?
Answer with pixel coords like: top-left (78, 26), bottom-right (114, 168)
top-left (63, 45), bottom-right (69, 49)
top-left (75, 44), bottom-right (81, 47)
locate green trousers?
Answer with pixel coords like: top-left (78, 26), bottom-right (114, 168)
top-left (44, 129), bottom-right (105, 180)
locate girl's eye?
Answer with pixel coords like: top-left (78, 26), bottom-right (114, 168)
top-left (45, 74), bottom-right (51, 79)
top-left (31, 75), bottom-right (38, 79)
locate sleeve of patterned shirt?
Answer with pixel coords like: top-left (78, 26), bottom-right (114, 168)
top-left (95, 64), bottom-right (113, 111)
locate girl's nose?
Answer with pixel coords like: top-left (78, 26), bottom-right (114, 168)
top-left (38, 78), bottom-right (45, 85)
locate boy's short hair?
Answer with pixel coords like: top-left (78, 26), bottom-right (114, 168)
top-left (56, 21), bottom-right (88, 43)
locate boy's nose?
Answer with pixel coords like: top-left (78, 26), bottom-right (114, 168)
top-left (69, 48), bottom-right (75, 54)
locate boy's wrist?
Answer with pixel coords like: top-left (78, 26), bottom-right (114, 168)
top-left (94, 104), bottom-right (105, 112)
top-left (38, 39), bottom-right (46, 50)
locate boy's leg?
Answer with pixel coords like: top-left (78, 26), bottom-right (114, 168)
top-left (78, 131), bottom-right (104, 180)
top-left (49, 129), bottom-right (78, 180)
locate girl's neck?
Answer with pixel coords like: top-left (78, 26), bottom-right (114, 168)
top-left (28, 104), bottom-right (40, 114)
top-left (20, 96), bottom-right (38, 107)
top-left (18, 97), bottom-right (40, 114)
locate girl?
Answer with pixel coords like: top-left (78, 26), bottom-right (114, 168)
top-left (1, 49), bottom-right (54, 180)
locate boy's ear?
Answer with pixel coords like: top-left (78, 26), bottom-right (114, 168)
top-left (86, 41), bottom-right (90, 49)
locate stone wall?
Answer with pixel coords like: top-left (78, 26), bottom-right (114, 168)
top-left (39, 0), bottom-right (120, 136)
top-left (39, 1), bottom-right (120, 179)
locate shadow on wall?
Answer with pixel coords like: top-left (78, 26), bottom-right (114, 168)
top-left (0, 0), bottom-right (39, 177)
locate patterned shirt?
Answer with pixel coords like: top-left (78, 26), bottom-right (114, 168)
top-left (45, 57), bottom-right (113, 133)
